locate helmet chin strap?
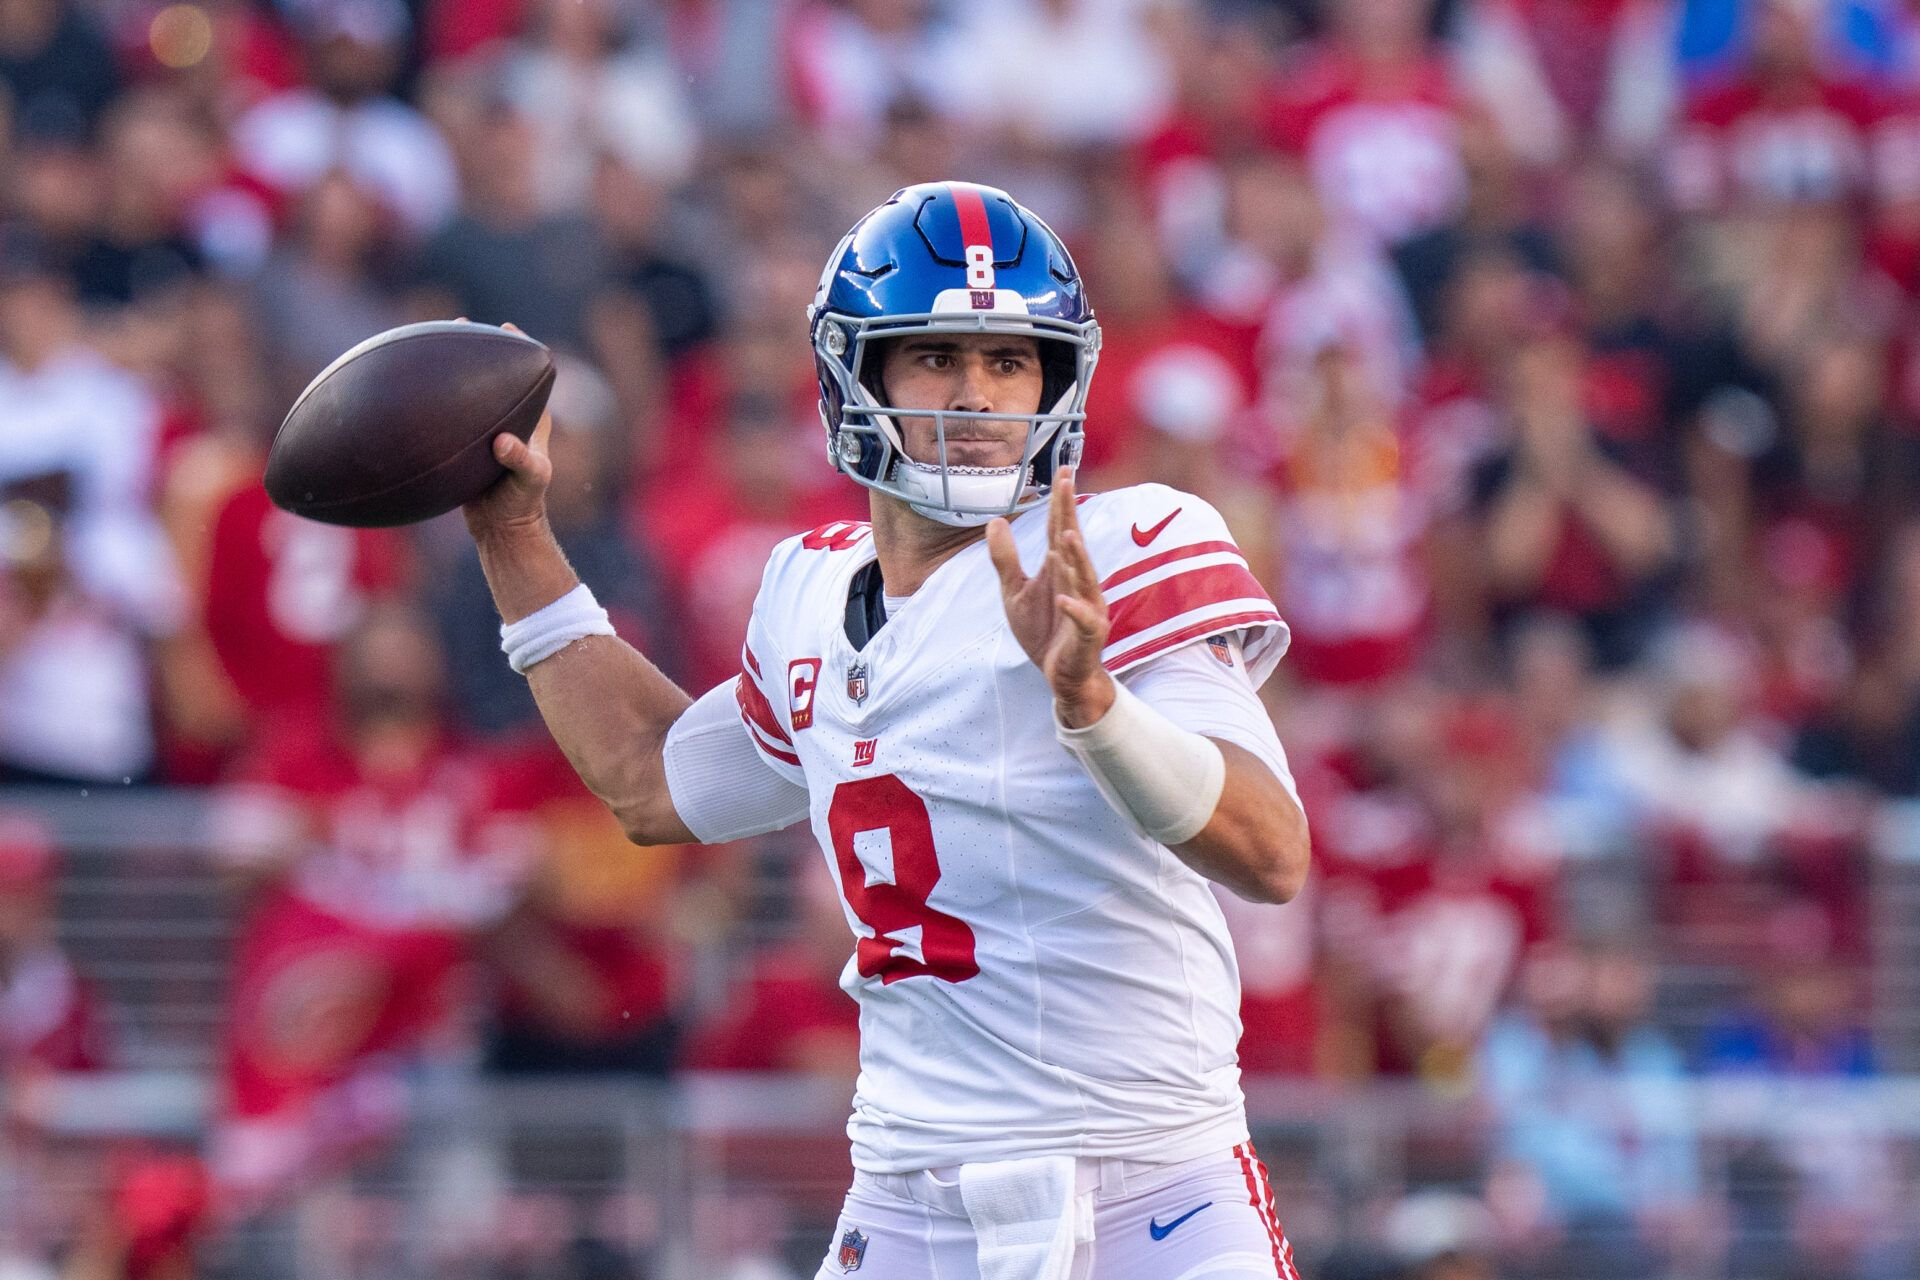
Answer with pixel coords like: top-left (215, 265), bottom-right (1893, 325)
top-left (891, 458), bottom-right (1028, 527)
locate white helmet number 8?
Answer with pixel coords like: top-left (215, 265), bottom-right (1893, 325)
top-left (965, 245), bottom-right (995, 289)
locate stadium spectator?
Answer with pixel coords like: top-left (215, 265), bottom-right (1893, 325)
top-left (1227, 155), bottom-right (1422, 426)
top-left (1667, 0), bottom-right (1895, 214)
top-left (932, 0), bottom-right (1177, 149)
top-left (0, 482), bottom-right (159, 786)
top-left (413, 90), bottom-right (610, 352)
top-left (197, 480), bottom-right (409, 741)
top-left (207, 605), bottom-right (541, 1205)
top-left (0, 0), bottom-right (120, 144)
top-left (1392, 115), bottom-right (1560, 347)
top-left (1075, 197), bottom-right (1254, 490)
top-left (1699, 904), bottom-right (1895, 1280)
top-left (783, 0), bottom-right (955, 150)
top-left (232, 0), bottom-right (458, 238)
top-left (682, 858), bottom-right (860, 1079)
top-left (1231, 339), bottom-right (1432, 688)
top-left (1482, 943), bottom-right (1706, 1280)
top-left (495, 0), bottom-right (697, 214)
top-left (1701, 905), bottom-right (1876, 1076)
top-left (1268, 0), bottom-right (1473, 248)
top-left (249, 170), bottom-right (404, 406)
top-left (1601, 621), bottom-right (1809, 868)
top-left (0, 226), bottom-right (182, 638)
top-left (1454, 0), bottom-right (1679, 164)
top-left (1468, 332), bottom-right (1676, 668)
top-left (1313, 691), bottom-right (1559, 1080)
top-left (481, 874), bottom-right (680, 1075)
top-left (0, 812), bottom-right (110, 1073)
top-left (1507, 613), bottom-right (1637, 860)
top-left (590, 156), bottom-right (721, 364)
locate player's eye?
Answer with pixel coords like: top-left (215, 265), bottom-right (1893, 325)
top-left (996, 358), bottom-right (1026, 376)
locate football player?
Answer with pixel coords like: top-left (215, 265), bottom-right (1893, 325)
top-left (464, 183), bottom-right (1310, 1280)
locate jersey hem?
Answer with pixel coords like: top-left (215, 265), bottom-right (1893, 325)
top-left (847, 1105), bottom-right (1251, 1176)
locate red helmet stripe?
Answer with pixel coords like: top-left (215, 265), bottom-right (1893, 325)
top-left (951, 183), bottom-right (993, 260)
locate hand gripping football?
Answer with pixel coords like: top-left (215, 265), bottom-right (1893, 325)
top-left (265, 320), bottom-right (556, 527)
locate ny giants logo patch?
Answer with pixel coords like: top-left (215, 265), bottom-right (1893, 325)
top-left (837, 1226), bottom-right (868, 1271)
top-left (788, 658), bottom-right (822, 730)
top-left (969, 289), bottom-right (995, 310)
top-left (852, 738), bottom-right (878, 768)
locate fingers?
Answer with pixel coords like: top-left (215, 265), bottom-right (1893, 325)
top-left (530, 406), bottom-right (554, 454)
top-left (985, 518), bottom-right (1027, 596)
top-left (493, 432), bottom-right (528, 470)
top-left (1048, 467), bottom-right (1076, 547)
top-left (492, 430), bottom-right (548, 481)
top-left (1056, 594), bottom-right (1107, 641)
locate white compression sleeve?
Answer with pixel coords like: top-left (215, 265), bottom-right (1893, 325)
top-left (662, 681), bottom-right (812, 843)
top-left (1056, 636), bottom-right (1301, 847)
top-left (1056, 683), bottom-right (1226, 845)
top-left (1122, 636), bottom-right (1301, 809)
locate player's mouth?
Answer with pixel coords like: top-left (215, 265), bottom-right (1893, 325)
top-left (940, 439), bottom-right (1019, 466)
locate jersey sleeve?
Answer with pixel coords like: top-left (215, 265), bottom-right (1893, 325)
top-left (663, 680), bottom-right (812, 843)
top-left (1087, 485), bottom-right (1290, 686)
top-left (733, 605), bottom-right (808, 785)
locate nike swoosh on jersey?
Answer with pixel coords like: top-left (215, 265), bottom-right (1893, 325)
top-left (1131, 508), bottom-right (1182, 546)
top-left (1148, 1202), bottom-right (1213, 1241)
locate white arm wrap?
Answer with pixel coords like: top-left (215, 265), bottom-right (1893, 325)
top-left (500, 582), bottom-right (617, 674)
top-left (1055, 680), bottom-right (1227, 846)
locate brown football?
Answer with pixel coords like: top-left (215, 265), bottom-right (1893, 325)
top-left (265, 321), bottom-right (555, 527)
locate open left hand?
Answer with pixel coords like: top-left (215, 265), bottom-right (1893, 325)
top-left (985, 469), bottom-right (1114, 727)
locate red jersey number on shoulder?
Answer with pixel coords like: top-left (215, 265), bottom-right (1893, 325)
top-left (801, 521), bottom-right (871, 552)
top-left (826, 774), bottom-right (979, 984)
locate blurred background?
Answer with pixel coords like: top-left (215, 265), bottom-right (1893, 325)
top-left (2, 0), bottom-right (1920, 1275)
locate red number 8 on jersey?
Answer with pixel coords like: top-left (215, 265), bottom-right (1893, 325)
top-left (827, 775), bottom-right (980, 984)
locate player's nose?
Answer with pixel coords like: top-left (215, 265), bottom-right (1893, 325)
top-left (948, 353), bottom-right (996, 414)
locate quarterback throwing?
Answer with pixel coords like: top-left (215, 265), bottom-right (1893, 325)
top-left (464, 183), bottom-right (1310, 1280)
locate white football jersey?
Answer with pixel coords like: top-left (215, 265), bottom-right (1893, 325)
top-left (733, 483), bottom-right (1290, 1174)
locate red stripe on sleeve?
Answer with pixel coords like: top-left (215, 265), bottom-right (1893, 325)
top-left (951, 184), bottom-right (992, 256)
top-left (742, 645), bottom-right (764, 678)
top-left (1105, 563), bottom-right (1271, 648)
top-left (1099, 541), bottom-right (1241, 593)
top-left (735, 672), bottom-right (793, 747)
top-left (744, 719), bottom-right (801, 768)
top-left (1103, 609), bottom-right (1283, 673)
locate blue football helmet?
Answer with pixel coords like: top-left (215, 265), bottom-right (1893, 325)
top-left (809, 182), bottom-right (1101, 526)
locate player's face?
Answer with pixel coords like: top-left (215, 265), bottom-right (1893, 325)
top-left (879, 333), bottom-right (1045, 469)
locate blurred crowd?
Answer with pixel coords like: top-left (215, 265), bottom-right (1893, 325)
top-left (4, 0), bottom-right (1920, 1274)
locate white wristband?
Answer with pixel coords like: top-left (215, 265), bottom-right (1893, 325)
top-left (500, 582), bottom-right (616, 674)
top-left (1055, 681), bottom-right (1226, 846)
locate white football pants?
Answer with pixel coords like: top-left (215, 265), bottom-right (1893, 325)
top-left (811, 1143), bottom-right (1303, 1280)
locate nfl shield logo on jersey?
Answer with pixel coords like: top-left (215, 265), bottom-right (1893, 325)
top-left (847, 658), bottom-right (870, 705)
top-left (837, 1226), bottom-right (868, 1272)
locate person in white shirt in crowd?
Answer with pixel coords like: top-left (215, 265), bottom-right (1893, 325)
top-left (234, 0), bottom-right (459, 239)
